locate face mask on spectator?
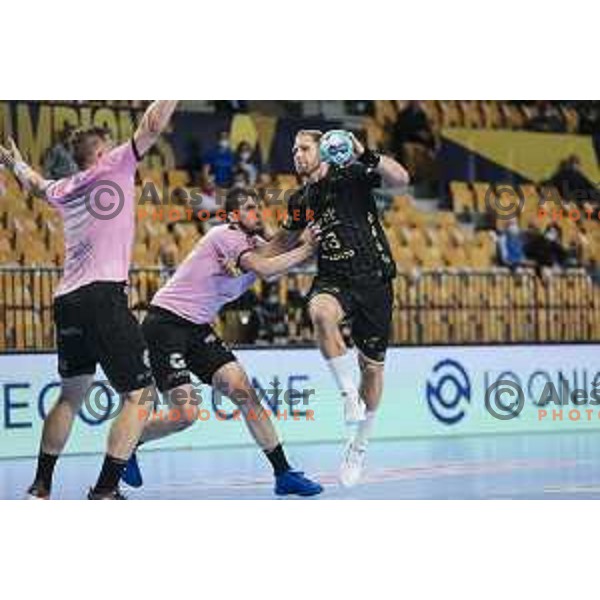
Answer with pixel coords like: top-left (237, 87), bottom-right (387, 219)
top-left (240, 151), bottom-right (252, 162)
top-left (219, 139), bottom-right (230, 150)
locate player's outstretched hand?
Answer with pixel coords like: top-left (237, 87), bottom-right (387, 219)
top-left (301, 222), bottom-right (322, 249)
top-left (0, 137), bottom-right (23, 167)
top-left (348, 131), bottom-right (365, 158)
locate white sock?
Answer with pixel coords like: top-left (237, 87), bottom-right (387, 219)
top-left (354, 410), bottom-right (376, 449)
top-left (327, 353), bottom-right (358, 399)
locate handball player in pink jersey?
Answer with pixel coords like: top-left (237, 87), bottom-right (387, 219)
top-left (0, 101), bottom-right (177, 499)
top-left (125, 187), bottom-right (323, 496)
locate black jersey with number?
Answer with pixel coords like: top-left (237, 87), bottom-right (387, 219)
top-left (283, 163), bottom-right (396, 283)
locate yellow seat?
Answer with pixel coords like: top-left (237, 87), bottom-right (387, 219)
top-left (438, 101), bottom-right (463, 127)
top-left (472, 182), bottom-right (495, 213)
top-left (167, 169), bottom-right (191, 189)
top-left (449, 182), bottom-right (475, 214)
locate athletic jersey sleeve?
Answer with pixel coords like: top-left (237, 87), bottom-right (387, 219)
top-left (44, 178), bottom-right (69, 208)
top-left (101, 141), bottom-right (139, 172)
top-left (210, 227), bottom-right (254, 270)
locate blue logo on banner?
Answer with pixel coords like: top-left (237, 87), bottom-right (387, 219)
top-left (426, 359), bottom-right (471, 425)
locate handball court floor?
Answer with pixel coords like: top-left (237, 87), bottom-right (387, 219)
top-left (2, 431), bottom-right (600, 500)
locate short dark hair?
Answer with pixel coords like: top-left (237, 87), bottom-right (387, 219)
top-left (224, 187), bottom-right (258, 216)
top-left (295, 129), bottom-right (323, 143)
top-left (70, 126), bottom-right (111, 169)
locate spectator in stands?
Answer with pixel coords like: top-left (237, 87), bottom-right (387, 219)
top-left (525, 101), bottom-right (565, 133)
top-left (231, 167), bottom-right (250, 190)
top-left (214, 100), bottom-right (248, 113)
top-left (579, 104), bottom-right (600, 134)
top-left (43, 124), bottom-right (78, 179)
top-left (159, 242), bottom-right (179, 282)
top-left (390, 101), bottom-right (436, 183)
top-left (235, 141), bottom-right (259, 186)
top-left (392, 101), bottom-right (434, 148)
top-left (589, 259), bottom-right (600, 286)
top-left (255, 171), bottom-right (272, 194)
top-left (202, 130), bottom-right (235, 187)
top-left (524, 224), bottom-right (570, 271)
top-left (497, 219), bottom-right (534, 269)
top-left (544, 154), bottom-right (600, 205)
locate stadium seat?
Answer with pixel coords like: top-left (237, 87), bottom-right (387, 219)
top-left (449, 182), bottom-right (475, 214)
top-left (168, 169), bottom-right (191, 189)
top-left (459, 101), bottom-right (483, 129)
top-left (472, 182), bottom-right (494, 213)
top-left (480, 101), bottom-right (504, 129)
top-left (437, 101), bottom-right (462, 128)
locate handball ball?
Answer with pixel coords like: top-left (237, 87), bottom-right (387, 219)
top-left (320, 130), bottom-right (355, 168)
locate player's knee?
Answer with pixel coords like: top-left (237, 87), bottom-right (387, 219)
top-left (123, 385), bottom-right (158, 408)
top-left (227, 378), bottom-right (254, 408)
top-left (309, 302), bottom-right (338, 331)
top-left (359, 354), bottom-right (385, 378)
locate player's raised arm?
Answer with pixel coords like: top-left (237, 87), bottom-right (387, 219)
top-left (133, 100), bottom-right (179, 157)
top-left (349, 132), bottom-right (410, 187)
top-left (239, 224), bottom-right (320, 279)
top-left (257, 225), bottom-right (305, 256)
top-left (0, 138), bottom-right (53, 198)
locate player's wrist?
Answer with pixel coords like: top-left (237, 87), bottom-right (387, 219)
top-left (13, 161), bottom-right (29, 179)
top-left (357, 148), bottom-right (381, 169)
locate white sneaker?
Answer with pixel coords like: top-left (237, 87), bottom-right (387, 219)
top-left (339, 440), bottom-right (367, 488)
top-left (24, 483), bottom-right (50, 500)
top-left (343, 392), bottom-right (366, 424)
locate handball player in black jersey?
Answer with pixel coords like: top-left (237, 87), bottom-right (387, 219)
top-left (275, 129), bottom-right (409, 487)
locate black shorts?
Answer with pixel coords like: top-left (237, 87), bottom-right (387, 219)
top-left (308, 277), bottom-right (394, 363)
top-left (142, 305), bottom-right (236, 392)
top-left (54, 282), bottom-right (154, 393)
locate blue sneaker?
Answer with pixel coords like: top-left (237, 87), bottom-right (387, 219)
top-left (275, 470), bottom-right (323, 497)
top-left (122, 452), bottom-right (143, 488)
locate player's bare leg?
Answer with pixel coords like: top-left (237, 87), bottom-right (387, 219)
top-left (138, 383), bottom-right (201, 444)
top-left (211, 361), bottom-right (322, 495)
top-left (118, 383), bottom-right (202, 490)
top-left (88, 384), bottom-right (155, 499)
top-left (340, 352), bottom-right (385, 487)
top-left (212, 361), bottom-right (281, 451)
top-left (27, 374), bottom-right (94, 499)
top-left (309, 293), bottom-right (365, 423)
top-left (128, 361), bottom-right (321, 496)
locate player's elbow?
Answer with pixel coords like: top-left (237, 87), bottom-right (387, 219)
top-left (242, 256), bottom-right (273, 279)
top-left (393, 166), bottom-right (410, 187)
top-left (253, 262), bottom-right (277, 279)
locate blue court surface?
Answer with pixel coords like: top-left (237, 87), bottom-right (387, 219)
top-left (2, 431), bottom-right (600, 499)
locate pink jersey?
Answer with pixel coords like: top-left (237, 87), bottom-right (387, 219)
top-left (45, 141), bottom-right (139, 297)
top-left (152, 224), bottom-right (259, 325)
